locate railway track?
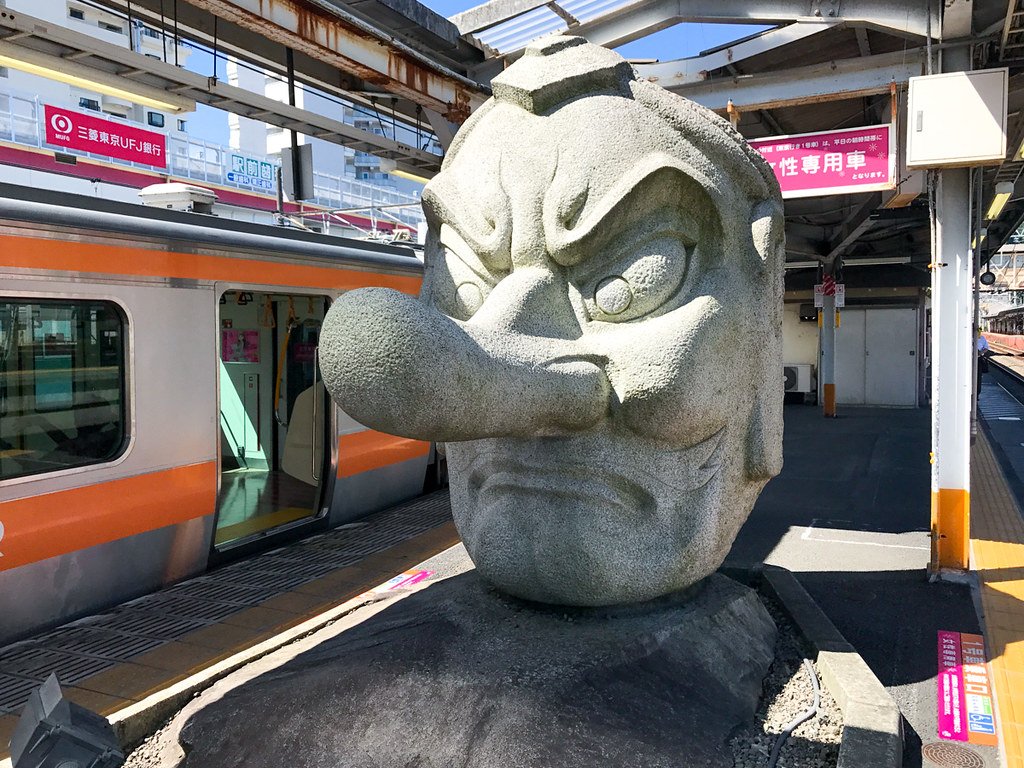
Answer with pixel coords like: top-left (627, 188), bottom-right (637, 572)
top-left (985, 339), bottom-right (1024, 402)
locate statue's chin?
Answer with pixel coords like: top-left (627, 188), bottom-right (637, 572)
top-left (453, 478), bottom-right (718, 606)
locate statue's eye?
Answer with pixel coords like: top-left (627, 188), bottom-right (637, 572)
top-left (582, 234), bottom-right (692, 323)
top-left (433, 224), bottom-right (502, 320)
top-left (594, 276), bottom-right (632, 315)
top-left (454, 281), bottom-right (485, 315)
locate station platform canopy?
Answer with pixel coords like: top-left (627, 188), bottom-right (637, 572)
top-left (1, 1), bottom-right (1020, 276)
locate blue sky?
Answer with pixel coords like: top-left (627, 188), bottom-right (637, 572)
top-left (184, 6), bottom-right (768, 150)
top-left (183, 44), bottom-right (231, 146)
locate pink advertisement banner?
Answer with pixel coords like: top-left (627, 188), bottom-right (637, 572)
top-left (749, 124), bottom-right (895, 199)
top-left (44, 105), bottom-right (167, 169)
top-left (358, 570), bottom-right (435, 599)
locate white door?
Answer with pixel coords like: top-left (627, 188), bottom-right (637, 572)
top-left (835, 309), bottom-right (866, 405)
top-left (865, 308), bottom-right (918, 406)
top-left (834, 308), bottom-right (919, 406)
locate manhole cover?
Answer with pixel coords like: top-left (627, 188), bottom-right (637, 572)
top-left (921, 742), bottom-right (986, 768)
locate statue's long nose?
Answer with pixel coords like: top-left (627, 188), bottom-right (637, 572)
top-left (319, 287), bottom-right (608, 441)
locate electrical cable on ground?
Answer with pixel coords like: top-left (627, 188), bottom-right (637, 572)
top-left (766, 658), bottom-right (821, 768)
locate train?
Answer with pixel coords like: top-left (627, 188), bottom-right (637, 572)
top-left (0, 182), bottom-right (439, 644)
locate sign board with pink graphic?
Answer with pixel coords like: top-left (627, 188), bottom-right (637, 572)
top-left (221, 330), bottom-right (260, 363)
top-left (44, 105), bottom-right (167, 169)
top-left (749, 124), bottom-right (895, 199)
top-left (937, 631), bottom-right (997, 745)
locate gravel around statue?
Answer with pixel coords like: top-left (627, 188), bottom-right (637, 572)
top-left (319, 35), bottom-right (785, 606)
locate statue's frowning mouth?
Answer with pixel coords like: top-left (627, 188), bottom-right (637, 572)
top-left (463, 426), bottom-right (726, 511)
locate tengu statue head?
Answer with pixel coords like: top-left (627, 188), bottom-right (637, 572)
top-left (320, 36), bottom-right (785, 606)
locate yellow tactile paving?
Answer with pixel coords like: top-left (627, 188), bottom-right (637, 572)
top-left (175, 622), bottom-right (269, 652)
top-left (971, 430), bottom-right (1024, 767)
top-left (220, 605), bottom-right (298, 632)
top-left (293, 569), bottom-right (380, 598)
top-left (73, 662), bottom-right (190, 702)
top-left (60, 685), bottom-right (128, 717)
top-left (128, 641), bottom-right (235, 674)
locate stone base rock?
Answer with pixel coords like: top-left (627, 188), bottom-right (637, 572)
top-left (169, 571), bottom-right (776, 768)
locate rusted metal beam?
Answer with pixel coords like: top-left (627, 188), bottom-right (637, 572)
top-left (184, 0), bottom-right (487, 123)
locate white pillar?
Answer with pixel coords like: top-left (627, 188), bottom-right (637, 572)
top-left (930, 167), bottom-right (973, 573)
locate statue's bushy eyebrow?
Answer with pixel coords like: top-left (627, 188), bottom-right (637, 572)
top-left (543, 157), bottom-right (714, 268)
top-left (561, 208), bottom-right (695, 278)
top-left (438, 224), bottom-right (504, 284)
top-left (422, 176), bottom-right (513, 272)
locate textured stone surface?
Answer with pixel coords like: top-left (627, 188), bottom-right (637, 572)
top-left (319, 35), bottom-right (785, 605)
top-left (165, 571), bottom-right (777, 768)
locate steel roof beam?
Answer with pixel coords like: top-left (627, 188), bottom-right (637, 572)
top-left (452, 0), bottom-right (552, 35)
top-left (182, 0), bottom-right (488, 123)
top-left (825, 192), bottom-right (883, 266)
top-left (93, 0), bottom-right (375, 105)
top-left (639, 20), bottom-right (838, 87)
top-left (578, 0), bottom-right (937, 54)
top-left (647, 47), bottom-right (927, 112)
top-left (456, 0), bottom-right (937, 58)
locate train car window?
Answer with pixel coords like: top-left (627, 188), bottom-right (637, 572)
top-left (0, 299), bottom-right (127, 481)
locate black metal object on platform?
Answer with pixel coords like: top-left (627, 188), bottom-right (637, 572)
top-left (9, 673), bottom-right (123, 768)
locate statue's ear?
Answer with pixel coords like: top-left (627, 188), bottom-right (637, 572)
top-left (749, 199), bottom-right (785, 326)
top-left (746, 386), bottom-right (783, 480)
top-left (745, 198), bottom-right (785, 481)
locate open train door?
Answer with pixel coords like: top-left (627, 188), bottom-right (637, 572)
top-left (213, 290), bottom-right (334, 549)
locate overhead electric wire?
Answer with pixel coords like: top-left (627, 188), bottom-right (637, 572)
top-left (70, 0), bottom-right (441, 151)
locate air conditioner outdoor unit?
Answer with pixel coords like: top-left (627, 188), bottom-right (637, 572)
top-left (783, 364), bottom-right (813, 393)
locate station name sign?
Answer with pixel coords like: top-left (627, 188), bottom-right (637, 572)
top-left (44, 105), bottom-right (167, 170)
top-left (227, 153), bottom-right (277, 192)
top-left (749, 124), bottom-right (895, 199)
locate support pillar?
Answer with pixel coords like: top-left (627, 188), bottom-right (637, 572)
top-left (930, 167), bottom-right (973, 574)
top-left (820, 289), bottom-right (836, 417)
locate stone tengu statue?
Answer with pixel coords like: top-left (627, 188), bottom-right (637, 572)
top-left (320, 35), bottom-right (785, 606)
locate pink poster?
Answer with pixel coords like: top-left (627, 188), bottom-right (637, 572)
top-left (749, 124), bottom-right (895, 199)
top-left (938, 630), bottom-right (967, 741)
top-left (44, 105), bottom-right (167, 168)
top-left (222, 330), bottom-right (260, 363)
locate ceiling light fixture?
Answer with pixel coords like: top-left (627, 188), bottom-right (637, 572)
top-left (843, 256), bottom-right (911, 266)
top-left (986, 182), bottom-right (1015, 220)
top-left (379, 158), bottom-right (433, 185)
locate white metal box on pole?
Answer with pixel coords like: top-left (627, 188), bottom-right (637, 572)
top-left (906, 69), bottom-right (1008, 168)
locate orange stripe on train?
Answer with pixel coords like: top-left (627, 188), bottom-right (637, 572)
top-left (338, 431), bottom-right (430, 478)
top-left (3, 234), bottom-right (423, 294)
top-left (0, 462), bottom-right (216, 571)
